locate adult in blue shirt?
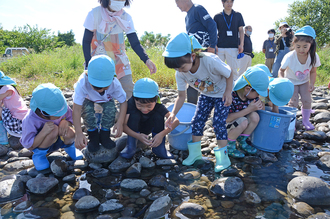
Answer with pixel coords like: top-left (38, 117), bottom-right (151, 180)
top-left (214, 0), bottom-right (245, 81)
top-left (262, 29), bottom-right (276, 72)
top-left (176, 0), bottom-right (218, 104)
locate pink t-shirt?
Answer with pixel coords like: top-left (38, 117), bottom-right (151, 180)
top-left (0, 85), bottom-right (28, 120)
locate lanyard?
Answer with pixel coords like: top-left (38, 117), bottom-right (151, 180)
top-left (269, 39), bottom-right (274, 47)
top-left (222, 11), bottom-right (233, 30)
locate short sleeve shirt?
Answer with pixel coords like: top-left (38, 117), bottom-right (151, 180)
top-left (175, 53), bottom-right (231, 98)
top-left (127, 97), bottom-right (169, 122)
top-left (73, 72), bottom-right (126, 105)
top-left (263, 39), bottom-right (276, 59)
top-left (214, 10), bottom-right (245, 48)
top-left (281, 50), bottom-right (321, 85)
top-left (0, 85), bottom-right (28, 120)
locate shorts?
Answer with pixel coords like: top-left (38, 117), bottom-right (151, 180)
top-left (226, 117), bottom-right (247, 132)
top-left (1, 107), bottom-right (23, 137)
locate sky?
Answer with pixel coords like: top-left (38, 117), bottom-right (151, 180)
top-left (0, 0), bottom-right (296, 52)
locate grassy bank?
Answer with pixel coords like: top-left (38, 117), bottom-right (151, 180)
top-left (0, 44), bottom-right (329, 97)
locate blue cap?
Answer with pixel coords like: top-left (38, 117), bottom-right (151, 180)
top-left (295, 25), bottom-right (316, 39)
top-left (0, 71), bottom-right (16, 86)
top-left (234, 67), bottom-right (269, 97)
top-left (133, 78), bottom-right (159, 98)
top-left (162, 32), bottom-right (204, 58)
top-left (268, 78), bottom-right (294, 106)
top-left (30, 83), bottom-right (67, 117)
top-left (253, 64), bottom-right (272, 77)
top-left (87, 55), bottom-right (116, 87)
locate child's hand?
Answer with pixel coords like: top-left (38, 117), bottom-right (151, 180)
top-left (165, 113), bottom-right (176, 130)
top-left (75, 132), bottom-right (87, 149)
top-left (42, 122), bottom-right (56, 135)
top-left (112, 122), bottom-right (123, 138)
top-left (146, 59), bottom-right (157, 75)
top-left (138, 133), bottom-right (152, 146)
top-left (248, 99), bottom-right (263, 111)
top-left (223, 90), bottom-right (232, 107)
top-left (150, 133), bottom-right (163, 148)
top-left (309, 83), bottom-right (315, 92)
top-left (58, 120), bottom-right (69, 137)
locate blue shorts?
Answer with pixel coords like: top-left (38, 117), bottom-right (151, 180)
top-left (191, 95), bottom-right (229, 140)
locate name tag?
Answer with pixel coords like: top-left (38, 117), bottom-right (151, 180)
top-left (227, 31), bottom-right (233, 36)
top-left (269, 48), bottom-right (274, 52)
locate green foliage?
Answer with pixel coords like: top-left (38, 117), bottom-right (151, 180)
top-left (57, 30), bottom-right (76, 47)
top-left (125, 31), bottom-right (171, 50)
top-left (276, 0), bottom-right (330, 47)
top-left (0, 24), bottom-right (76, 54)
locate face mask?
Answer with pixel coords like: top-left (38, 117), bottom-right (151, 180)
top-left (268, 33), bottom-right (274, 38)
top-left (110, 0), bottom-right (125, 11)
top-left (246, 31), bottom-right (252, 36)
top-left (245, 87), bottom-right (252, 97)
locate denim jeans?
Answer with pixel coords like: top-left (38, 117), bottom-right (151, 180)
top-left (272, 47), bottom-right (290, 78)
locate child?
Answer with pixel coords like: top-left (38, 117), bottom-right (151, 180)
top-left (226, 67), bottom-right (269, 158)
top-left (120, 78), bottom-right (179, 159)
top-left (163, 32), bottom-right (234, 172)
top-left (82, 0), bottom-right (157, 100)
top-left (20, 83), bottom-right (83, 171)
top-left (279, 25), bottom-right (321, 130)
top-left (260, 77), bottom-right (294, 113)
top-left (73, 55), bottom-right (127, 152)
top-left (0, 71), bottom-right (28, 144)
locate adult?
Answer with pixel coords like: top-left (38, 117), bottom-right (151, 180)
top-left (262, 29), bottom-right (276, 72)
top-left (175, 0), bottom-right (218, 104)
top-left (272, 22), bottom-right (293, 78)
top-left (238, 25), bottom-right (253, 76)
top-left (214, 0), bottom-right (245, 81)
top-left (82, 0), bottom-right (157, 100)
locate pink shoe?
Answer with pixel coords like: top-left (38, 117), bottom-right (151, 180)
top-left (301, 108), bottom-right (314, 130)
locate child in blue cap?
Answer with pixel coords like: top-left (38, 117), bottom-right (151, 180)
top-left (261, 77), bottom-right (294, 113)
top-left (73, 55), bottom-right (127, 152)
top-left (279, 25), bottom-right (321, 130)
top-left (226, 66), bottom-right (269, 158)
top-left (20, 83), bottom-right (83, 171)
top-left (0, 71), bottom-right (28, 144)
top-left (163, 32), bottom-right (234, 172)
top-left (120, 78), bottom-right (179, 159)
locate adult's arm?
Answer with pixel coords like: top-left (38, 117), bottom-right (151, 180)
top-left (127, 32), bottom-right (149, 63)
top-left (82, 28), bottom-right (93, 68)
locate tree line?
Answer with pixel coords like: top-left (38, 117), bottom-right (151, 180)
top-left (0, 0), bottom-right (329, 55)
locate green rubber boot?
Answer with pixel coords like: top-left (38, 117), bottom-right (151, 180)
top-left (182, 140), bottom-right (203, 166)
top-left (227, 140), bottom-right (245, 158)
top-left (214, 146), bottom-right (231, 172)
top-left (237, 135), bottom-right (257, 154)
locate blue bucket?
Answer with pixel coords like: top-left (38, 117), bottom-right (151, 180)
top-left (279, 106), bottom-right (298, 142)
top-left (167, 103), bottom-right (196, 150)
top-left (250, 108), bottom-right (294, 152)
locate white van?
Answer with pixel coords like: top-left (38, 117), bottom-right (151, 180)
top-left (3, 47), bottom-right (30, 57)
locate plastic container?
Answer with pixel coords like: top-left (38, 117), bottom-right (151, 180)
top-left (250, 108), bottom-right (294, 152)
top-left (167, 103), bottom-right (196, 150)
top-left (279, 106), bottom-right (298, 142)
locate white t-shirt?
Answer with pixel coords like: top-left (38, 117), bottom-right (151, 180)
top-left (73, 72), bottom-right (126, 105)
top-left (176, 52), bottom-right (231, 98)
top-left (281, 50), bottom-right (321, 85)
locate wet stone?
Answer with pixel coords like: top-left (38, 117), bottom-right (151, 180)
top-left (264, 203), bottom-right (290, 219)
top-left (92, 168), bottom-right (109, 178)
top-left (50, 159), bottom-right (68, 177)
top-left (0, 179), bottom-right (25, 203)
top-left (143, 195), bottom-right (172, 219)
top-left (125, 163), bottom-right (142, 178)
top-left (307, 213), bottom-right (330, 219)
top-left (108, 156), bottom-right (135, 173)
top-left (147, 190), bottom-right (169, 201)
top-left (179, 170), bottom-right (201, 180)
top-left (177, 202), bottom-right (205, 217)
top-left (75, 195), bottom-right (100, 212)
top-left (244, 191), bottom-right (261, 204)
top-left (243, 156), bottom-right (262, 165)
top-left (149, 174), bottom-right (168, 188)
top-left (3, 159), bottom-right (34, 171)
top-left (259, 151), bottom-right (278, 162)
top-left (8, 136), bottom-right (22, 150)
top-left (139, 157), bottom-right (155, 169)
top-left (18, 148), bottom-right (32, 157)
top-left (314, 112), bottom-right (330, 123)
top-left (26, 177), bottom-right (59, 194)
top-left (292, 202), bottom-right (315, 218)
top-left (98, 199), bottom-right (124, 213)
top-left (72, 188), bottom-right (91, 201)
top-left (156, 159), bottom-right (177, 166)
top-left (302, 131), bottom-right (327, 141)
top-left (209, 177), bottom-right (244, 198)
top-left (316, 155), bottom-right (330, 171)
top-left (27, 207), bottom-right (60, 219)
top-left (120, 179), bottom-right (147, 192)
top-left (63, 174), bottom-right (76, 182)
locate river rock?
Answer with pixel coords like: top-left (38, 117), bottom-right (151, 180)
top-left (148, 174), bottom-right (168, 188)
top-left (312, 102), bottom-right (328, 110)
top-left (139, 157), bottom-right (155, 168)
top-left (3, 159), bottom-right (34, 171)
top-left (287, 176), bottom-right (330, 206)
top-left (98, 199), bottom-right (124, 213)
top-left (314, 112), bottom-right (330, 123)
top-left (302, 131), bottom-right (327, 141)
top-left (8, 136), bottom-right (22, 150)
top-left (244, 190), bottom-right (261, 204)
top-left (0, 178), bottom-right (25, 203)
top-left (316, 154), bottom-right (330, 171)
top-left (120, 179), bottom-right (147, 192)
top-left (72, 188), bottom-right (91, 201)
top-left (18, 148), bottom-right (33, 157)
top-left (143, 195), bottom-right (172, 219)
top-left (125, 163), bottom-right (142, 178)
top-left (307, 213), bottom-right (330, 219)
top-left (50, 159), bottom-right (68, 177)
top-left (26, 177), bottom-right (59, 194)
top-left (84, 146), bottom-right (118, 164)
top-left (0, 145), bottom-right (8, 157)
top-left (177, 202), bottom-right (205, 217)
top-left (75, 195), bottom-right (100, 212)
top-left (108, 156), bottom-right (135, 173)
top-left (291, 202), bottom-right (315, 218)
top-left (209, 177), bottom-right (244, 198)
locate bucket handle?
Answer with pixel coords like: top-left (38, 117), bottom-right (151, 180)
top-left (290, 116), bottom-right (296, 123)
top-left (170, 125), bottom-right (191, 137)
